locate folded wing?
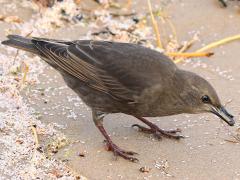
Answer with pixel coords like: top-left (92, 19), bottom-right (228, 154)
top-left (32, 39), bottom-right (177, 103)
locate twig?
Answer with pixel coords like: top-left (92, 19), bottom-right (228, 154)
top-left (15, 31), bottom-right (33, 88)
top-left (196, 34), bottom-right (240, 52)
top-left (178, 38), bottom-right (197, 53)
top-left (224, 139), bottom-right (239, 143)
top-left (167, 52), bottom-right (214, 58)
top-left (175, 34), bottom-right (240, 63)
top-left (0, 15), bottom-right (23, 23)
top-left (91, 27), bottom-right (116, 36)
top-left (109, 2), bottom-right (121, 9)
top-left (18, 61), bottom-right (29, 90)
top-left (13, 51), bottom-right (19, 65)
top-left (147, 0), bottom-right (163, 49)
top-left (165, 18), bottom-right (178, 43)
top-left (31, 124), bottom-right (40, 149)
top-left (173, 38), bottom-right (197, 63)
top-left (22, 62), bottom-right (29, 84)
top-left (110, 12), bottom-right (136, 17)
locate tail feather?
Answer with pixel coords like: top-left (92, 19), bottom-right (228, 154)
top-left (1, 35), bottom-right (39, 54)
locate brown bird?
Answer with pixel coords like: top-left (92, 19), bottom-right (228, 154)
top-left (2, 35), bottom-right (235, 162)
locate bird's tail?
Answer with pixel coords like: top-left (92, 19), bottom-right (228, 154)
top-left (1, 35), bottom-right (39, 55)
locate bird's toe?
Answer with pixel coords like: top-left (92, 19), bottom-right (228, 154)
top-left (132, 123), bottom-right (184, 140)
top-left (104, 141), bottom-right (139, 162)
top-left (132, 124), bottom-right (154, 134)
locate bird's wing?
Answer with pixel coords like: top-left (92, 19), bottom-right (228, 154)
top-left (70, 40), bottom-right (177, 91)
top-left (32, 39), bottom-right (177, 102)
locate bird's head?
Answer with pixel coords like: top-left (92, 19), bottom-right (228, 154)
top-left (177, 70), bottom-right (235, 126)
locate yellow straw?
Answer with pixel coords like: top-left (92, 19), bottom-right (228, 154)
top-left (175, 34), bottom-right (240, 63)
top-left (167, 52), bottom-right (213, 58)
top-left (147, 0), bottom-right (163, 48)
top-left (196, 34), bottom-right (240, 52)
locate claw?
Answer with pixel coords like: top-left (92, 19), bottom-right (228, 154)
top-left (132, 124), bottom-right (153, 133)
top-left (163, 128), bottom-right (182, 133)
top-left (132, 123), bottom-right (184, 140)
top-left (162, 132), bottom-right (184, 139)
top-left (129, 157), bottom-right (139, 163)
top-left (105, 141), bottom-right (139, 162)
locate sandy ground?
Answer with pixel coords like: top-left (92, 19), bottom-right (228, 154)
top-left (1, 0), bottom-right (240, 179)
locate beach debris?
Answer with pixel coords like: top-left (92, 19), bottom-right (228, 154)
top-left (224, 139), bottom-right (239, 143)
top-left (139, 166), bottom-right (151, 173)
top-left (0, 15), bottom-right (23, 23)
top-left (196, 34), bottom-right (240, 53)
top-left (77, 151), bottom-right (86, 157)
top-left (33, 0), bottom-right (55, 8)
top-left (167, 52), bottom-right (214, 58)
top-left (31, 124), bottom-right (40, 150)
top-left (19, 61), bottom-right (29, 87)
top-left (48, 169), bottom-right (63, 178)
top-left (45, 134), bottom-right (69, 156)
top-left (147, 0), bottom-right (163, 49)
top-left (174, 34), bottom-right (240, 63)
top-left (155, 160), bottom-right (174, 177)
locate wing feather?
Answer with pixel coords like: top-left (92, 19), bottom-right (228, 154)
top-left (32, 39), bottom-right (135, 102)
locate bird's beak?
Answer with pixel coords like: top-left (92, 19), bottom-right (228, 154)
top-left (211, 106), bottom-right (235, 126)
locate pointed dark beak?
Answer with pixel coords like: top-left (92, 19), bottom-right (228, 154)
top-left (211, 106), bottom-right (235, 126)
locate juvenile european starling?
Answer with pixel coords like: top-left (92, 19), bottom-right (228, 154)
top-left (2, 35), bottom-right (235, 162)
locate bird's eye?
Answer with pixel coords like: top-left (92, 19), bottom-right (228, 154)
top-left (201, 95), bottom-right (210, 103)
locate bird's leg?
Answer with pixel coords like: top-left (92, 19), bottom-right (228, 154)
top-left (132, 117), bottom-right (184, 140)
top-left (92, 110), bottom-right (138, 162)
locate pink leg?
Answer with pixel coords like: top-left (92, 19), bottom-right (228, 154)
top-left (93, 111), bottom-right (138, 162)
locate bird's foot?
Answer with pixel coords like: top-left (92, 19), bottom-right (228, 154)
top-left (104, 140), bottom-right (139, 162)
top-left (132, 124), bottom-right (184, 140)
